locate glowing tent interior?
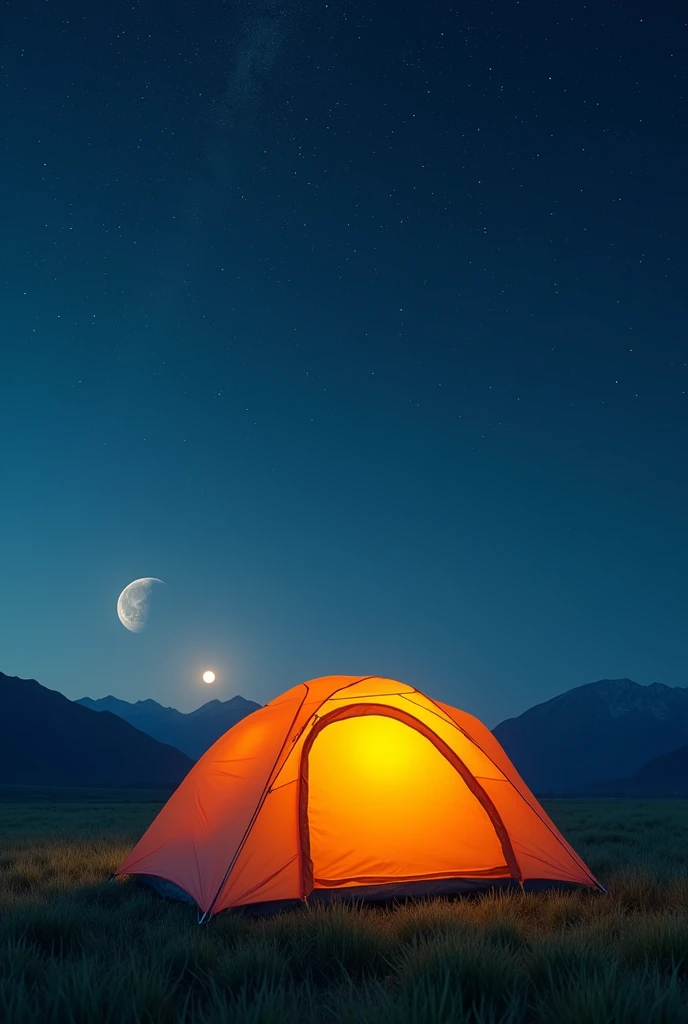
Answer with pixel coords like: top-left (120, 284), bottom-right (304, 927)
top-left (117, 676), bottom-right (603, 917)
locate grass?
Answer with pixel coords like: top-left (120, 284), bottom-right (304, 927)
top-left (1, 797), bottom-right (688, 1022)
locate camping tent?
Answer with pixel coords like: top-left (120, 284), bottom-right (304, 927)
top-left (117, 676), bottom-right (602, 917)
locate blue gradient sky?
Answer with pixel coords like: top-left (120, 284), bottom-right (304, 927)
top-left (2, 1), bottom-right (686, 723)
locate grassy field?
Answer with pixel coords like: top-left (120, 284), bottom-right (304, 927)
top-left (1, 795), bottom-right (688, 1023)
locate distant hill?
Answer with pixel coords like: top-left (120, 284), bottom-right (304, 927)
top-left (493, 678), bottom-right (688, 794)
top-left (76, 693), bottom-right (261, 759)
top-left (0, 672), bottom-right (194, 789)
top-left (585, 744), bottom-right (688, 798)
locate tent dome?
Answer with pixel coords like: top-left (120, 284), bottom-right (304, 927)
top-left (117, 675), bottom-right (601, 916)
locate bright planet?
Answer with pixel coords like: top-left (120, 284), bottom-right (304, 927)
top-left (202, 671), bottom-right (216, 684)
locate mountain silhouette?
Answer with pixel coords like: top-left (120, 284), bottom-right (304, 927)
top-left (492, 678), bottom-right (688, 793)
top-left (0, 672), bottom-right (193, 788)
top-left (12, 670), bottom-right (687, 795)
top-left (77, 693), bottom-right (261, 759)
top-left (585, 743), bottom-right (688, 798)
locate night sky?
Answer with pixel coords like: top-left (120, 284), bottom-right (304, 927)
top-left (2, 1), bottom-right (686, 724)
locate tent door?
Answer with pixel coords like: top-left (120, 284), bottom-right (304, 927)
top-left (298, 706), bottom-right (517, 896)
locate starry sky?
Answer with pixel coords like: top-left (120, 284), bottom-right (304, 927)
top-left (2, 1), bottom-right (686, 724)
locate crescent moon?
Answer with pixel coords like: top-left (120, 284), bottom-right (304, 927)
top-left (117, 577), bottom-right (164, 633)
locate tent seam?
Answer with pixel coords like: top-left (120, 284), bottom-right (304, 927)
top-left (204, 683), bottom-right (312, 917)
top-left (230, 855), bottom-right (299, 906)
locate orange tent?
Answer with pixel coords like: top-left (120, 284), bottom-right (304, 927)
top-left (117, 676), bottom-right (602, 916)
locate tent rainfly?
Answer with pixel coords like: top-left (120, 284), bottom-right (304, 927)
top-left (117, 676), bottom-right (603, 918)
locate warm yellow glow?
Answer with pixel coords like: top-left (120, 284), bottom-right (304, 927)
top-left (202, 671), bottom-right (216, 684)
top-left (307, 715), bottom-right (505, 885)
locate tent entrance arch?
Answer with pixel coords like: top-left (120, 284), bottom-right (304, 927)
top-left (298, 703), bottom-right (521, 897)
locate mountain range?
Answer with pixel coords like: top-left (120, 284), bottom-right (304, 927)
top-left (493, 678), bottom-right (688, 794)
top-left (3, 671), bottom-right (688, 796)
top-left (0, 672), bottom-right (193, 789)
top-left (76, 694), bottom-right (261, 760)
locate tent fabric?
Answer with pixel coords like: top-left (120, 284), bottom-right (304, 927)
top-left (117, 676), bottom-right (601, 916)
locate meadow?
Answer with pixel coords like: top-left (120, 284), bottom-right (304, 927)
top-left (1, 793), bottom-right (688, 1023)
